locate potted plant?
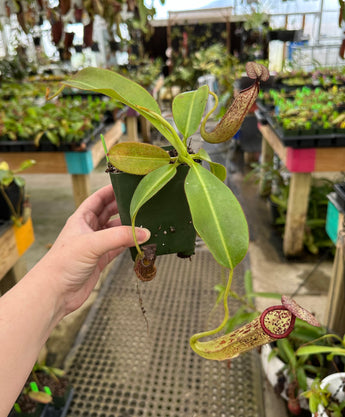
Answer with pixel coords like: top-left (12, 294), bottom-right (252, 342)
top-left (50, 62), bottom-right (320, 361)
top-left (11, 363), bottom-right (72, 417)
top-left (302, 374), bottom-right (345, 417)
top-left (296, 334), bottom-right (345, 416)
top-left (30, 363), bottom-right (72, 412)
top-left (246, 161), bottom-right (335, 255)
top-left (0, 159), bottom-right (35, 226)
top-left (11, 382), bottom-right (51, 417)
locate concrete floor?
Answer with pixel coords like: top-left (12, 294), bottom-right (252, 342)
top-left (13, 132), bottom-right (336, 417)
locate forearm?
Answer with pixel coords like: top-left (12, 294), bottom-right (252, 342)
top-left (0, 259), bottom-right (64, 417)
top-left (0, 185), bottom-right (150, 416)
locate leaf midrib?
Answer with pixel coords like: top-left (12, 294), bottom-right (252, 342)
top-left (191, 165), bottom-right (233, 269)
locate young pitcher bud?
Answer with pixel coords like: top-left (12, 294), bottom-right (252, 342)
top-left (200, 62), bottom-right (269, 144)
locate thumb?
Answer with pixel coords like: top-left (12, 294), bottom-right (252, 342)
top-left (86, 226), bottom-right (151, 258)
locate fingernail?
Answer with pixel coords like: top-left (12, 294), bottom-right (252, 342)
top-left (136, 227), bottom-right (151, 243)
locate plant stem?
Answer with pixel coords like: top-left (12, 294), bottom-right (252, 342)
top-left (200, 90), bottom-right (219, 136)
top-left (131, 214), bottom-right (143, 257)
top-left (100, 134), bottom-right (110, 163)
top-left (190, 267), bottom-right (234, 344)
top-left (136, 105), bottom-right (187, 156)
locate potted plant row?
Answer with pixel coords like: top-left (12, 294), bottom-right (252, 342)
top-left (0, 95), bottom-right (119, 151)
top-left (257, 86), bottom-right (345, 147)
top-left (11, 363), bottom-right (73, 417)
top-left (50, 62), bottom-right (321, 362)
top-left (274, 68), bottom-right (345, 89)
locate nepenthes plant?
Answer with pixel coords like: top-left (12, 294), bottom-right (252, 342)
top-left (51, 62), bottom-right (320, 360)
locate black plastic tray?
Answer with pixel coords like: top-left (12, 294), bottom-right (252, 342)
top-left (266, 116), bottom-right (345, 148)
top-left (0, 123), bottom-right (106, 153)
top-left (256, 100), bottom-right (274, 114)
top-left (334, 183), bottom-right (345, 212)
top-left (10, 388), bottom-right (74, 417)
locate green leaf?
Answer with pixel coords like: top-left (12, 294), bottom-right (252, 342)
top-left (224, 309), bottom-right (259, 333)
top-left (196, 148), bottom-right (227, 181)
top-left (296, 367), bottom-right (308, 391)
top-left (309, 395), bottom-right (318, 414)
top-left (248, 291), bottom-right (282, 299)
top-left (108, 142), bottom-right (171, 175)
top-left (277, 338), bottom-right (297, 369)
top-left (244, 269), bottom-right (253, 296)
top-left (61, 67), bottom-right (185, 154)
top-left (297, 346), bottom-right (345, 357)
top-left (17, 159), bottom-right (35, 172)
top-left (63, 67), bottom-right (160, 114)
top-left (172, 86), bottom-right (209, 139)
top-left (46, 130), bottom-right (59, 146)
top-left (0, 172), bottom-right (13, 186)
top-left (184, 163), bottom-right (249, 269)
top-left (14, 177), bottom-right (25, 187)
top-left (130, 164), bottom-right (178, 221)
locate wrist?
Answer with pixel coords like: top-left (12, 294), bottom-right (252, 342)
top-left (24, 256), bottom-right (67, 330)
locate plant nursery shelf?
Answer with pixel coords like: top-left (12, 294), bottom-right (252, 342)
top-left (258, 123), bottom-right (345, 257)
top-left (265, 116), bottom-right (345, 149)
top-left (0, 218), bottom-right (34, 282)
top-left (0, 120), bottom-right (123, 207)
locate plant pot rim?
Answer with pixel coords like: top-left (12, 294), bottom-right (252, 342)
top-left (320, 372), bottom-right (345, 389)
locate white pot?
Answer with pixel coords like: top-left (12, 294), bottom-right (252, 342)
top-left (314, 372), bottom-right (345, 417)
top-left (261, 344), bottom-right (313, 409)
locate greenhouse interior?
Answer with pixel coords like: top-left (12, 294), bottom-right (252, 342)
top-left (1, 0), bottom-right (345, 416)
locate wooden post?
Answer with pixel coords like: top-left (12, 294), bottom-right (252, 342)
top-left (0, 261), bottom-right (27, 294)
top-left (140, 116), bottom-right (151, 143)
top-left (283, 172), bottom-right (312, 256)
top-left (126, 117), bottom-right (138, 142)
top-left (0, 227), bottom-right (19, 279)
top-left (259, 135), bottom-right (274, 197)
top-left (302, 14), bottom-right (306, 31)
top-left (226, 16), bottom-right (231, 54)
top-left (71, 174), bottom-right (91, 207)
top-left (325, 215), bottom-right (345, 334)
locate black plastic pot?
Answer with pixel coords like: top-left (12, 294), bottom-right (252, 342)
top-left (334, 183), bottom-right (345, 212)
top-left (267, 30), bottom-right (302, 43)
top-left (44, 387), bottom-right (74, 417)
top-left (10, 402), bottom-right (44, 417)
top-left (33, 37), bottom-right (41, 47)
top-left (110, 165), bottom-right (197, 260)
top-left (0, 182), bottom-right (24, 221)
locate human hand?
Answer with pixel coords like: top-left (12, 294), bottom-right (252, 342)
top-left (35, 184), bottom-right (150, 318)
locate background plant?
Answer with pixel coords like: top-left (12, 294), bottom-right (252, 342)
top-left (0, 159), bottom-right (36, 225)
top-left (246, 161), bottom-right (336, 255)
top-left (302, 377), bottom-right (345, 417)
top-left (215, 269), bottom-right (330, 413)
